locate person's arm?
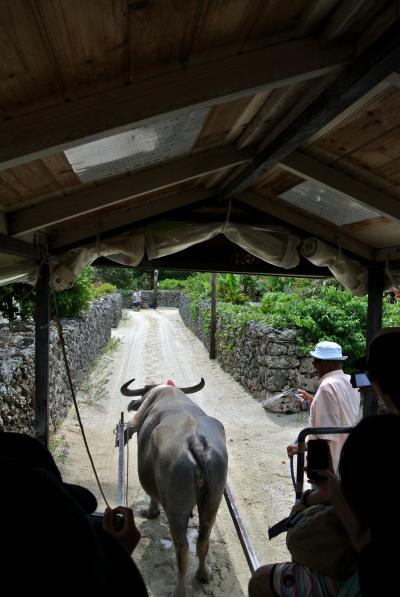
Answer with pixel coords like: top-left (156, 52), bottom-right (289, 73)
top-left (102, 506), bottom-right (141, 554)
top-left (287, 443), bottom-right (299, 458)
top-left (290, 487), bottom-right (330, 514)
top-left (316, 471), bottom-right (369, 552)
top-left (297, 388), bottom-right (314, 406)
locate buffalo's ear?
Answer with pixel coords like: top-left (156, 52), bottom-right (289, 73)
top-left (128, 397), bottom-right (144, 412)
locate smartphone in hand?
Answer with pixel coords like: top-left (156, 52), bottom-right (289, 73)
top-left (307, 439), bottom-right (331, 482)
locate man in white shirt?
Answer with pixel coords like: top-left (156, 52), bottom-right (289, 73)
top-left (132, 289), bottom-right (142, 310)
top-left (287, 340), bottom-right (360, 473)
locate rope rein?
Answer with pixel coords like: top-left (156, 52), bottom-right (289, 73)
top-left (51, 288), bottom-right (111, 509)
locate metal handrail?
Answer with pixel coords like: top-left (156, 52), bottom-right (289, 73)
top-left (295, 426), bottom-right (353, 500)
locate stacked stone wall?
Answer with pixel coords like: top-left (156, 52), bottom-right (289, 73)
top-left (0, 293), bottom-right (123, 433)
top-left (178, 293), bottom-right (318, 400)
top-left (122, 290), bottom-right (180, 308)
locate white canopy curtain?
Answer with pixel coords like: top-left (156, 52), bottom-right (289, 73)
top-left (49, 221), bottom-right (301, 290)
top-left (50, 232), bottom-right (146, 291)
top-left (3, 223), bottom-right (399, 296)
top-left (145, 221), bottom-right (301, 268)
top-left (300, 237), bottom-right (368, 296)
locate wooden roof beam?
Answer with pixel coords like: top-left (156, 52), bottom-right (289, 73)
top-left (49, 188), bottom-right (210, 252)
top-left (8, 145), bottom-right (253, 236)
top-left (281, 150), bottom-right (400, 221)
top-left (239, 190), bottom-right (375, 261)
top-left (222, 19), bottom-right (400, 198)
top-left (0, 37), bottom-right (352, 171)
top-left (0, 233), bottom-right (40, 260)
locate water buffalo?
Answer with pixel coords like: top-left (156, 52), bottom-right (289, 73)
top-left (120, 378), bottom-right (228, 597)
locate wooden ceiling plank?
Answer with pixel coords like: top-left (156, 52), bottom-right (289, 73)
top-left (0, 1), bottom-right (64, 115)
top-left (258, 72), bottom-right (341, 153)
top-left (193, 96), bottom-right (253, 152)
top-left (0, 36), bottom-right (353, 171)
top-left (313, 85), bottom-right (400, 158)
top-left (238, 86), bottom-right (294, 149)
top-left (240, 189), bottom-right (375, 260)
top-left (303, 80), bottom-right (391, 148)
top-left (127, 0), bottom-right (200, 74)
top-left (41, 154), bottom-right (80, 189)
top-left (8, 145), bottom-right (254, 236)
top-left (35, 0), bottom-right (127, 95)
top-left (222, 19), bottom-right (400, 197)
top-left (281, 150), bottom-right (400, 221)
top-left (224, 91), bottom-right (270, 144)
top-left (320, 0), bottom-right (381, 46)
top-left (191, 0), bottom-right (257, 56)
top-left (254, 167), bottom-right (303, 196)
top-left (241, 0), bottom-right (309, 52)
top-left (348, 122), bottom-right (400, 171)
top-left (49, 187), bottom-right (209, 251)
top-left (306, 144), bottom-right (400, 200)
top-left (295, 0), bottom-right (339, 37)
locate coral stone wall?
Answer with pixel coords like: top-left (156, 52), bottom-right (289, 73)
top-left (122, 290), bottom-right (180, 308)
top-left (178, 293), bottom-right (318, 400)
top-left (0, 293), bottom-right (122, 433)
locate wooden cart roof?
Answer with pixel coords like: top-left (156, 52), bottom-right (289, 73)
top-left (1, 0), bottom-right (400, 273)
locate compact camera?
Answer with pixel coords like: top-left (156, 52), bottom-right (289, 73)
top-left (90, 511), bottom-right (124, 531)
top-left (350, 372), bottom-right (371, 389)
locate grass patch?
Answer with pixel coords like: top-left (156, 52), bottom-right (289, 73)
top-left (80, 336), bottom-right (121, 404)
top-left (49, 432), bottom-right (70, 465)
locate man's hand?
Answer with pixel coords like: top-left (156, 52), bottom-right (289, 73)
top-left (297, 389), bottom-right (314, 406)
top-left (313, 470), bottom-right (341, 504)
top-left (103, 506), bottom-right (141, 554)
top-left (290, 502), bottom-right (307, 515)
top-left (287, 443), bottom-right (299, 458)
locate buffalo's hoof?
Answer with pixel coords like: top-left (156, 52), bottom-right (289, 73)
top-left (196, 565), bottom-right (212, 584)
top-left (141, 507), bottom-right (160, 519)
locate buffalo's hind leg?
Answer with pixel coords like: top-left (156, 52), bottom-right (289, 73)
top-left (195, 513), bottom-right (216, 583)
top-left (170, 515), bottom-right (190, 597)
top-left (142, 497), bottom-right (160, 519)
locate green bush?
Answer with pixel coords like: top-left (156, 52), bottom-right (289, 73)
top-left (53, 267), bottom-right (93, 318)
top-left (158, 278), bottom-right (185, 290)
top-left (0, 283), bottom-right (35, 321)
top-left (92, 266), bottom-right (153, 290)
top-left (178, 273), bottom-right (400, 371)
top-left (260, 286), bottom-right (400, 369)
top-left (90, 282), bottom-right (117, 300)
top-left (217, 274), bottom-right (248, 304)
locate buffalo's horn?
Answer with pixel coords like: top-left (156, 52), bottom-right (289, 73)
top-left (178, 378), bottom-right (205, 394)
top-left (120, 378), bottom-right (147, 396)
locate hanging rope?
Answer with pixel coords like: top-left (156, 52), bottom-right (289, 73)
top-left (51, 288), bottom-right (111, 509)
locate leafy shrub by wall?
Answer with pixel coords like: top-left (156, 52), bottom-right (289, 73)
top-left (53, 266), bottom-right (93, 318)
top-left (90, 282), bottom-right (117, 300)
top-left (174, 273), bottom-right (400, 371)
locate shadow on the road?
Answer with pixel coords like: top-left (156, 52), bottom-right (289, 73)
top-left (133, 498), bottom-right (246, 597)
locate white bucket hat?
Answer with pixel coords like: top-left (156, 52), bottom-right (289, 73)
top-left (310, 341), bottom-right (347, 361)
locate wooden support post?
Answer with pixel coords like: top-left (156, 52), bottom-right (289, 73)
top-left (153, 269), bottom-right (158, 309)
top-left (363, 265), bottom-right (384, 417)
top-left (210, 273), bottom-right (217, 360)
top-left (35, 262), bottom-right (50, 446)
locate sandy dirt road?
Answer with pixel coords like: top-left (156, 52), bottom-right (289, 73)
top-left (57, 308), bottom-right (308, 596)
